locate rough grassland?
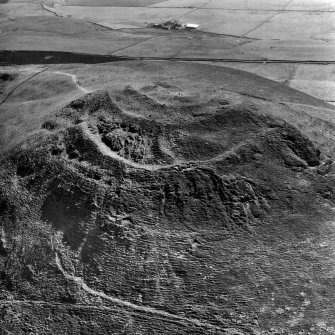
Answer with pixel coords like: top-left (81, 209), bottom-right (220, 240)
top-left (2, 61), bottom-right (335, 334)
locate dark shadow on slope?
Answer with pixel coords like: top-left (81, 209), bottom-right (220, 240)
top-left (0, 50), bottom-right (127, 65)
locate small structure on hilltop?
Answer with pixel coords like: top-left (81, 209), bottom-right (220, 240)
top-left (147, 20), bottom-right (199, 31)
top-left (183, 23), bottom-right (200, 30)
top-left (162, 20), bottom-right (182, 30)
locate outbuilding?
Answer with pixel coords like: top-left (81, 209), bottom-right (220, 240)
top-left (184, 23), bottom-right (200, 30)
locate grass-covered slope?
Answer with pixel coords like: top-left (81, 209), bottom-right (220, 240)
top-left (1, 62), bottom-right (335, 334)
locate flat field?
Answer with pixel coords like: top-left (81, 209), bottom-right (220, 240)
top-left (26, 0), bottom-right (333, 104)
top-left (1, 0), bottom-right (334, 103)
top-left (64, 0), bottom-right (164, 6)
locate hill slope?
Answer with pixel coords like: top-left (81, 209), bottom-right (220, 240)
top-left (1, 62), bottom-right (335, 334)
